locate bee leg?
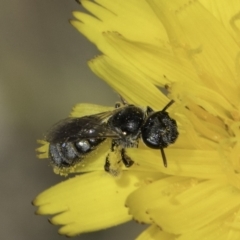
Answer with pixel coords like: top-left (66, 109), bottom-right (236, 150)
top-left (104, 155), bottom-right (111, 172)
top-left (104, 140), bottom-right (121, 176)
top-left (110, 140), bottom-right (116, 151)
top-left (121, 148), bottom-right (134, 168)
top-left (104, 152), bottom-right (122, 176)
top-left (104, 139), bottom-right (115, 172)
top-left (119, 95), bottom-right (128, 105)
top-left (104, 140), bottom-right (115, 173)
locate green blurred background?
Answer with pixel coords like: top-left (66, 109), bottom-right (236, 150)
top-left (1, 0), bottom-right (146, 239)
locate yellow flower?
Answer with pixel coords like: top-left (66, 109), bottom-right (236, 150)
top-left (33, 0), bottom-right (240, 239)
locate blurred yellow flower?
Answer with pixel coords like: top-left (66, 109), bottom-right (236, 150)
top-left (33, 0), bottom-right (240, 239)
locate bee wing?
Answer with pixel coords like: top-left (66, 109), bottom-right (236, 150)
top-left (46, 110), bottom-right (121, 143)
top-left (70, 103), bottom-right (114, 118)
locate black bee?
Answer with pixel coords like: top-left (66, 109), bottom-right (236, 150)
top-left (46, 100), bottom-right (178, 175)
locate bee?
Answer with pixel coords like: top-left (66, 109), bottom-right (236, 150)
top-left (46, 100), bottom-right (178, 175)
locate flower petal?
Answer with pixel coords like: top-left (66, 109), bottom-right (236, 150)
top-left (88, 55), bottom-right (168, 108)
top-left (36, 140), bottom-right (49, 159)
top-left (100, 31), bottom-right (199, 86)
top-left (148, 0), bottom-right (240, 106)
top-left (178, 208), bottom-right (240, 240)
top-left (126, 177), bottom-right (240, 234)
top-left (71, 0), bottom-right (168, 49)
top-left (171, 81), bottom-right (234, 120)
top-left (33, 171), bottom-right (155, 236)
top-left (148, 180), bottom-right (240, 234)
top-left (127, 148), bottom-right (224, 179)
top-left (126, 176), bottom-right (191, 224)
top-left (71, 1), bottom-right (200, 87)
top-left (199, 0), bottom-right (240, 46)
top-left (136, 225), bottom-right (175, 240)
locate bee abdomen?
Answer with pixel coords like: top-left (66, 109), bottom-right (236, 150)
top-left (49, 138), bottom-right (105, 168)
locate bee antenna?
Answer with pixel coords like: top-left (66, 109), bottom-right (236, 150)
top-left (160, 147), bottom-right (167, 167)
top-left (118, 95), bottom-right (128, 105)
top-left (162, 100), bottom-right (175, 112)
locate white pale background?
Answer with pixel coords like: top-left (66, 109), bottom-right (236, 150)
top-left (0, 0), bottom-right (147, 239)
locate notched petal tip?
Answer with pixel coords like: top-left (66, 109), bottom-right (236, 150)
top-left (48, 218), bottom-right (55, 225)
top-left (36, 140), bottom-right (49, 159)
top-left (132, 217), bottom-right (149, 225)
top-left (33, 171), bottom-right (152, 235)
top-left (31, 198), bottom-right (46, 210)
top-left (69, 20), bottom-right (80, 30)
top-left (68, 19), bottom-right (74, 25)
top-left (75, 0), bottom-right (81, 5)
